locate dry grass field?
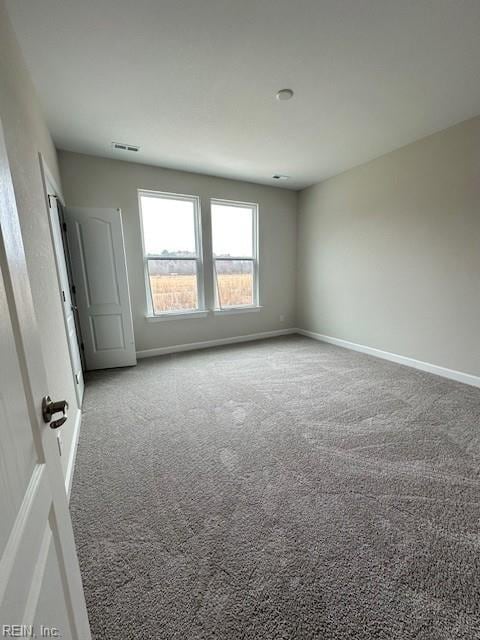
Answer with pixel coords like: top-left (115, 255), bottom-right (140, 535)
top-left (150, 273), bottom-right (253, 312)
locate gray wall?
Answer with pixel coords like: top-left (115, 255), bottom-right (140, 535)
top-left (0, 0), bottom-right (78, 475)
top-left (58, 151), bottom-right (298, 352)
top-left (297, 116), bottom-right (480, 377)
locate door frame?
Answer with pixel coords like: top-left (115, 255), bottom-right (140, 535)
top-left (39, 154), bottom-right (84, 407)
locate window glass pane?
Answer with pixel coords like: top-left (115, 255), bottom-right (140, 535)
top-left (211, 203), bottom-right (253, 258)
top-left (141, 195), bottom-right (197, 257)
top-left (148, 259), bottom-right (198, 313)
top-left (215, 260), bottom-right (253, 308)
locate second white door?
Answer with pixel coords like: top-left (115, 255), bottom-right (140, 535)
top-left (65, 207), bottom-right (136, 370)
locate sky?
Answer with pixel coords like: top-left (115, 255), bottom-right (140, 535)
top-left (140, 196), bottom-right (253, 257)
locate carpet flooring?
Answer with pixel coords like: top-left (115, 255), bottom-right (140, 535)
top-left (70, 335), bottom-right (480, 639)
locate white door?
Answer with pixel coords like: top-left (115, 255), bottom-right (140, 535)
top-left (44, 177), bottom-right (84, 405)
top-left (65, 207), bottom-right (136, 370)
top-left (0, 119), bottom-right (91, 638)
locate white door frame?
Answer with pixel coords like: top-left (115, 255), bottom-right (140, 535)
top-left (39, 154), bottom-right (84, 407)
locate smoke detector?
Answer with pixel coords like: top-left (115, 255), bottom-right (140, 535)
top-left (276, 89), bottom-right (294, 101)
top-left (111, 141), bottom-right (140, 153)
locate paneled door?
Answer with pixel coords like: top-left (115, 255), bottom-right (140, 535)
top-left (0, 118), bottom-right (91, 637)
top-left (65, 207), bottom-right (136, 370)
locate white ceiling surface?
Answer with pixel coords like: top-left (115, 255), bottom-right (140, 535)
top-left (6, 0), bottom-right (480, 190)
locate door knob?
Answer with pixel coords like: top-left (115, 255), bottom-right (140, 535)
top-left (42, 396), bottom-right (69, 429)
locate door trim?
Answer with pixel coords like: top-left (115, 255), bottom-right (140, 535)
top-left (65, 409), bottom-right (82, 500)
top-left (39, 154), bottom-right (84, 407)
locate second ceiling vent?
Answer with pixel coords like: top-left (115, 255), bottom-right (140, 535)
top-left (112, 141), bottom-right (140, 153)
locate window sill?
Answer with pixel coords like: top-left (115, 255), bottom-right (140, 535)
top-left (145, 310), bottom-right (209, 322)
top-left (214, 306), bottom-right (263, 316)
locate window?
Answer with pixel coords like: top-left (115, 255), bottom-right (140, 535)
top-left (211, 199), bottom-right (258, 309)
top-left (138, 191), bottom-right (204, 315)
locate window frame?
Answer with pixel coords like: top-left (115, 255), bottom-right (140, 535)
top-left (138, 189), bottom-right (205, 317)
top-left (210, 198), bottom-right (259, 311)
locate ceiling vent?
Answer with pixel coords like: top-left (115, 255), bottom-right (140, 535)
top-left (272, 174), bottom-right (289, 181)
top-left (112, 141), bottom-right (140, 153)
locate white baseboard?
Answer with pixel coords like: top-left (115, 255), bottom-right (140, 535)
top-left (136, 328), bottom-right (297, 359)
top-left (137, 325), bottom-right (480, 388)
top-left (298, 329), bottom-right (480, 389)
top-left (65, 408), bottom-right (81, 500)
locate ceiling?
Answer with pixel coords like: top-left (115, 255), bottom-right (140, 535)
top-left (6, 0), bottom-right (480, 190)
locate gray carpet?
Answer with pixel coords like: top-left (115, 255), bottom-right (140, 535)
top-left (70, 335), bottom-right (480, 639)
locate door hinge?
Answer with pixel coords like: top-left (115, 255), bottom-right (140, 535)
top-left (48, 194), bottom-right (59, 208)
top-left (71, 284), bottom-right (76, 295)
top-left (75, 373), bottom-right (79, 384)
top-left (62, 221), bottom-right (67, 232)
top-left (80, 342), bottom-right (85, 351)
top-left (62, 290), bottom-right (66, 302)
